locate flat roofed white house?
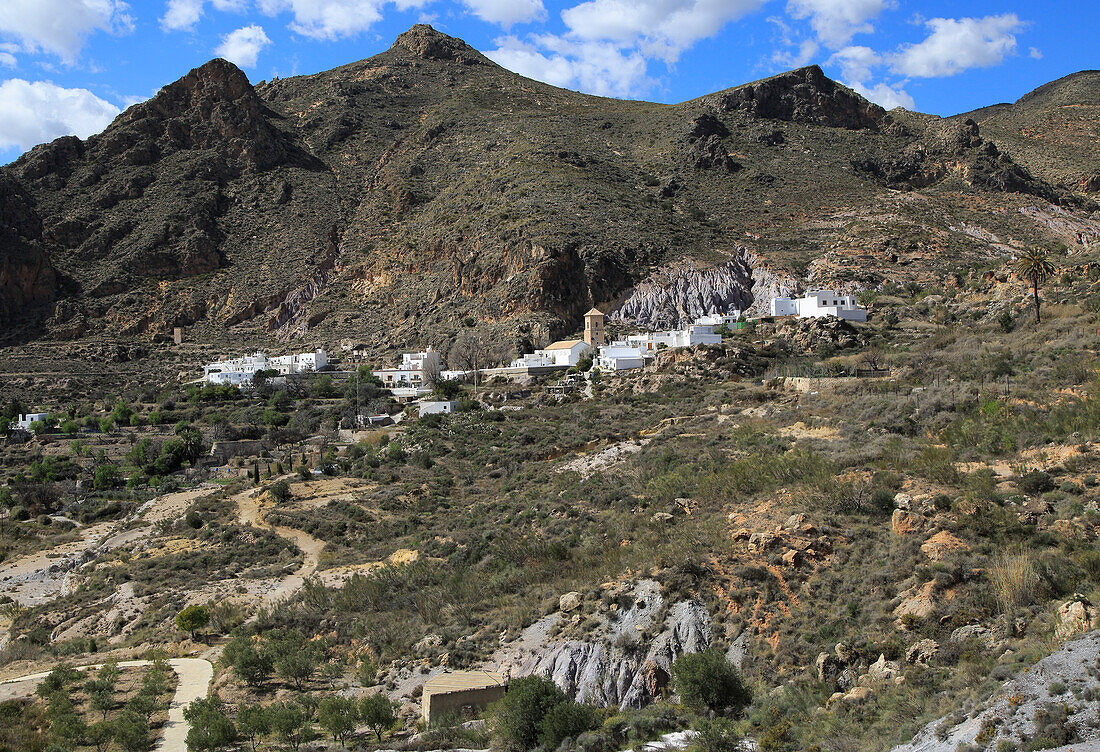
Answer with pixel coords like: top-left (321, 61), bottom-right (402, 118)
top-left (419, 400), bottom-right (457, 417)
top-left (15, 412), bottom-right (50, 430)
top-left (694, 312), bottom-right (741, 326)
top-left (626, 324), bottom-right (722, 352)
top-left (596, 342), bottom-right (647, 371)
top-left (203, 349), bottom-right (328, 384)
top-left (770, 291), bottom-right (867, 321)
top-left (373, 348), bottom-right (441, 390)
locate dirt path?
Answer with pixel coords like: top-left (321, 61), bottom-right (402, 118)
top-left (234, 484), bottom-right (325, 610)
top-left (0, 658), bottom-right (213, 752)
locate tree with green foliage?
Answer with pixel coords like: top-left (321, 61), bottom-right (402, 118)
top-left (670, 648), bottom-right (751, 716)
top-left (224, 633), bottom-right (274, 686)
top-left (176, 604), bottom-right (210, 640)
top-left (184, 697), bottom-right (238, 752)
top-left (1016, 246), bottom-right (1057, 323)
top-left (236, 705), bottom-right (272, 752)
top-left (114, 710), bottom-right (151, 752)
top-left (175, 422), bottom-right (205, 463)
top-left (93, 464), bottom-right (121, 491)
top-left (318, 695), bottom-right (359, 745)
top-left (488, 675), bottom-right (568, 752)
top-left (269, 702), bottom-right (312, 751)
top-left (36, 664), bottom-right (81, 699)
top-left (268, 479), bottom-right (292, 504)
top-left (359, 692), bottom-right (396, 741)
top-left (86, 720), bottom-right (116, 752)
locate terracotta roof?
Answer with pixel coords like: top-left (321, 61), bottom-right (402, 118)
top-left (544, 339), bottom-right (584, 350)
top-left (423, 670), bottom-right (506, 694)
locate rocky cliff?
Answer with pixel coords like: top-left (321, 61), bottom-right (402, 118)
top-left (0, 172), bottom-right (57, 322)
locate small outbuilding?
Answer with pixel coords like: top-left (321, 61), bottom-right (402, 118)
top-left (421, 670), bottom-right (507, 725)
top-left (419, 401), bottom-right (457, 417)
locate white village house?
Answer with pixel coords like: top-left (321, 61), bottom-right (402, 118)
top-left (373, 349), bottom-right (442, 390)
top-left (419, 401), bottom-right (458, 417)
top-left (595, 342), bottom-right (648, 371)
top-left (15, 412), bottom-right (50, 431)
top-left (510, 339), bottom-right (591, 369)
top-left (624, 323), bottom-right (722, 353)
top-left (770, 290), bottom-right (867, 322)
top-left (203, 349), bottom-right (328, 385)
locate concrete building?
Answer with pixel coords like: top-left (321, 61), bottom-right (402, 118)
top-left (584, 307), bottom-right (607, 347)
top-left (694, 313), bottom-right (741, 327)
top-left (421, 670), bottom-right (507, 725)
top-left (595, 342), bottom-right (647, 371)
top-left (770, 291), bottom-right (867, 321)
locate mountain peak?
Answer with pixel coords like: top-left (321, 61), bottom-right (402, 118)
top-left (702, 64), bottom-right (889, 131)
top-left (390, 24), bottom-right (488, 65)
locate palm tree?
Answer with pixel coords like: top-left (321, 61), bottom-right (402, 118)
top-left (1015, 246), bottom-right (1056, 323)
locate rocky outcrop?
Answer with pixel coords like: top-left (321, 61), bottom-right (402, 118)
top-left (490, 580), bottom-right (713, 709)
top-left (391, 24), bottom-right (489, 65)
top-left (853, 119), bottom-right (1093, 209)
top-left (892, 631), bottom-right (1100, 752)
top-left (610, 250), bottom-right (796, 328)
top-left (704, 66), bottom-right (890, 130)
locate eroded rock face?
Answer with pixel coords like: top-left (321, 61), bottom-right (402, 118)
top-left (491, 580), bottom-right (713, 709)
top-left (391, 24), bottom-right (488, 64)
top-left (704, 66), bottom-right (890, 131)
top-left (610, 250), bottom-right (796, 328)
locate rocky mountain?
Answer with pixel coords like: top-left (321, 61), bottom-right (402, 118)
top-left (1, 25), bottom-right (1097, 353)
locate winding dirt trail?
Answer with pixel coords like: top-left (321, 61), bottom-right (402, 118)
top-left (234, 484), bottom-right (325, 610)
top-left (0, 658), bottom-right (213, 752)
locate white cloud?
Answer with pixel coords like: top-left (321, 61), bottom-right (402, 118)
top-left (1028, 46), bottom-right (1042, 60)
top-left (0, 43), bottom-right (16, 66)
top-left (160, 0), bottom-right (249, 32)
top-left (890, 14), bottom-right (1022, 78)
top-left (487, 34), bottom-right (653, 98)
top-left (786, 0), bottom-right (893, 48)
top-left (771, 38), bottom-right (819, 68)
top-left (561, 0), bottom-right (765, 63)
top-left (0, 0), bottom-right (133, 62)
top-left (216, 24), bottom-right (271, 67)
top-left (0, 78), bottom-right (119, 151)
top-left (462, 0), bottom-right (546, 27)
top-left (828, 44), bottom-right (879, 82)
top-left (258, 0), bottom-right (431, 40)
top-left (849, 79), bottom-right (913, 109)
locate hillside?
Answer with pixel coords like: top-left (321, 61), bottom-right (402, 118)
top-left (0, 25), bottom-right (1096, 362)
top-left (961, 70), bottom-right (1100, 194)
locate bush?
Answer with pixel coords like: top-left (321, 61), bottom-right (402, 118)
top-left (269, 480), bottom-right (292, 504)
top-left (693, 718), bottom-right (742, 752)
top-left (1018, 470), bottom-right (1055, 495)
top-left (991, 546), bottom-right (1038, 613)
top-left (539, 700), bottom-right (600, 749)
top-left (489, 675), bottom-right (568, 752)
top-left (671, 649), bottom-right (751, 716)
top-left (176, 605), bottom-right (210, 639)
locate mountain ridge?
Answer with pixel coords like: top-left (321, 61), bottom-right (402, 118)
top-left (0, 24), bottom-right (1097, 354)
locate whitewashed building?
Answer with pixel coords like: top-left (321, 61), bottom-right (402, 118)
top-left (770, 291), bottom-right (867, 321)
top-left (373, 349), bottom-right (442, 391)
top-left (203, 349), bottom-right (328, 385)
top-left (510, 340), bottom-right (591, 370)
top-left (694, 312), bottom-right (741, 327)
top-left (595, 342), bottom-right (647, 371)
top-left (15, 412), bottom-right (50, 431)
top-left (625, 324), bottom-right (722, 353)
top-left (419, 401), bottom-right (458, 417)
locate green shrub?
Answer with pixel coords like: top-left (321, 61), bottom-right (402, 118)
top-left (489, 675), bottom-right (568, 752)
top-left (671, 649), bottom-right (751, 716)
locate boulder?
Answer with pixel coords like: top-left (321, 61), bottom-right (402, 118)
top-left (893, 492), bottom-right (912, 510)
top-left (652, 512), bottom-right (674, 523)
top-left (892, 509), bottom-right (924, 536)
top-left (1055, 595), bottom-right (1100, 640)
top-left (781, 549), bottom-right (803, 567)
top-left (862, 654), bottom-right (901, 683)
top-left (559, 592), bottom-right (582, 612)
top-left (904, 639), bottom-right (939, 666)
top-left (893, 580), bottom-right (938, 626)
top-left (950, 624), bottom-right (997, 648)
top-left (921, 530), bottom-right (968, 561)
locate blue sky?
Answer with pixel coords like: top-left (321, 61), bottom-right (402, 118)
top-left (1, 0), bottom-right (1097, 164)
